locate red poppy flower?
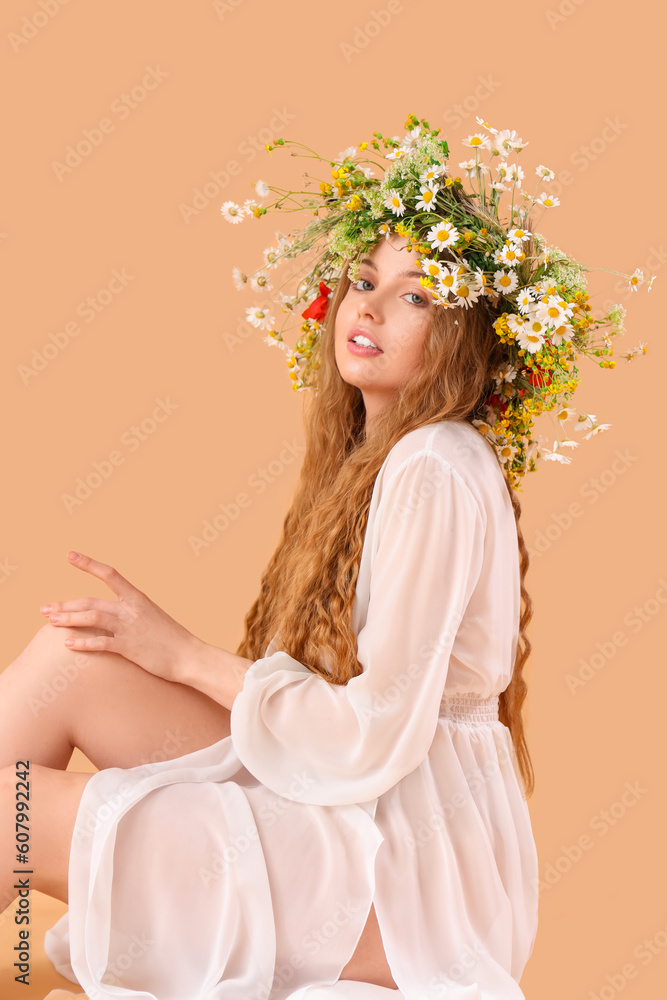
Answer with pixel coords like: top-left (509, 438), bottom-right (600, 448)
top-left (301, 281), bottom-right (333, 321)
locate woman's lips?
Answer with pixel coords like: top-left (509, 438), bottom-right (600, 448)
top-left (347, 340), bottom-right (383, 356)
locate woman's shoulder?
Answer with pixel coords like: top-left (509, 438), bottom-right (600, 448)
top-left (378, 420), bottom-right (508, 519)
top-left (382, 420), bottom-right (498, 483)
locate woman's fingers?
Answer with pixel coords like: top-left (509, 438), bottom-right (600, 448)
top-left (40, 597), bottom-right (124, 617)
top-left (65, 550), bottom-right (140, 601)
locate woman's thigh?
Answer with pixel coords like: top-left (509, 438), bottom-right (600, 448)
top-left (1, 624), bottom-right (233, 772)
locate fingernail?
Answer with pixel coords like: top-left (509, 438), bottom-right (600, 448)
top-left (40, 605), bottom-right (52, 614)
top-left (69, 550), bottom-right (80, 560)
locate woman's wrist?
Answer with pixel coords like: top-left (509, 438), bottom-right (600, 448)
top-left (175, 634), bottom-right (255, 711)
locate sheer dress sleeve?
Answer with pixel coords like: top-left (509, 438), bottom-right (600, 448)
top-left (229, 449), bottom-right (485, 806)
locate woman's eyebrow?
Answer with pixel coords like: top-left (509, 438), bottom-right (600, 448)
top-left (359, 256), bottom-right (424, 281)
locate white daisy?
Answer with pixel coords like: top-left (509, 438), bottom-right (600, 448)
top-left (451, 278), bottom-right (483, 310)
top-left (495, 160), bottom-right (510, 182)
top-left (583, 423), bottom-right (612, 440)
top-left (491, 180), bottom-right (508, 192)
top-left (535, 296), bottom-right (572, 327)
top-left (359, 166), bottom-right (375, 179)
top-left (516, 288), bottom-right (536, 314)
top-left (542, 449), bottom-right (572, 464)
top-left (506, 313), bottom-right (526, 335)
top-left (515, 321), bottom-right (546, 353)
top-left (507, 164), bottom-right (525, 184)
top-left (245, 306), bottom-right (275, 330)
top-left (415, 183), bottom-right (439, 211)
top-left (538, 192), bottom-right (560, 208)
top-left (507, 227), bottom-right (532, 244)
top-left (420, 257), bottom-right (445, 280)
top-left (220, 201), bottom-right (244, 224)
top-left (493, 270), bottom-right (519, 294)
top-left (419, 164), bottom-right (446, 184)
top-left (497, 442), bottom-right (518, 465)
top-left (254, 180), bottom-right (270, 198)
top-left (435, 264), bottom-right (461, 297)
top-left (385, 146), bottom-right (408, 161)
top-left (336, 145), bottom-right (358, 162)
top-left (250, 270), bottom-right (273, 292)
top-left (493, 363), bottom-right (519, 385)
top-left (493, 129), bottom-right (528, 154)
top-left (378, 222), bottom-right (392, 240)
top-left (574, 413), bottom-right (598, 432)
top-left (262, 245), bottom-right (282, 269)
top-left (242, 199), bottom-right (261, 216)
top-left (232, 266), bottom-right (248, 291)
top-left (559, 439), bottom-right (580, 449)
top-left (384, 189), bottom-right (406, 216)
top-left (550, 322), bottom-right (574, 346)
top-left (427, 221), bottom-right (459, 251)
top-left (462, 133), bottom-right (491, 151)
top-left (475, 116), bottom-right (498, 134)
top-left (459, 158), bottom-right (477, 179)
top-left (535, 164), bottom-right (555, 182)
top-left (628, 267), bottom-right (644, 291)
top-left (494, 243), bottom-right (522, 268)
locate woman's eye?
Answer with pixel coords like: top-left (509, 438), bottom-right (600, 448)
top-left (350, 278), bottom-right (374, 291)
top-left (405, 292), bottom-right (427, 305)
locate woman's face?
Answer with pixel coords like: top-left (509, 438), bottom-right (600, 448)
top-left (333, 234), bottom-right (436, 431)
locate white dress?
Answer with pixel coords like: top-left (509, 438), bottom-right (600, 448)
top-left (44, 419), bottom-right (539, 1000)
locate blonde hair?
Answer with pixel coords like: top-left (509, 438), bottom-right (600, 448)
top-left (235, 250), bottom-right (535, 798)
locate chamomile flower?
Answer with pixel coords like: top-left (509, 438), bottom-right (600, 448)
top-left (494, 243), bottom-right (522, 268)
top-left (415, 183), bottom-right (438, 211)
top-left (574, 413), bottom-right (598, 432)
top-left (490, 180), bottom-right (507, 192)
top-left (493, 270), bottom-right (519, 294)
top-left (427, 221), bottom-right (459, 251)
top-left (245, 306), bottom-right (275, 330)
top-left (493, 362), bottom-right (519, 385)
top-left (242, 199), bottom-right (262, 216)
top-left (497, 441), bottom-right (519, 465)
top-left (535, 296), bottom-right (572, 326)
top-left (462, 133), bottom-right (491, 151)
top-left (583, 423), bottom-right (612, 440)
top-left (420, 257), bottom-right (445, 280)
top-left (506, 164), bottom-right (525, 184)
top-left (542, 448), bottom-right (572, 464)
top-left (250, 270), bottom-right (273, 292)
top-left (435, 264), bottom-right (460, 297)
top-left (459, 159), bottom-right (477, 179)
top-left (507, 228), bottom-right (532, 244)
top-left (516, 321), bottom-right (546, 353)
top-left (506, 313), bottom-right (526, 335)
top-left (262, 245), bottom-right (283, 269)
top-left (451, 277), bottom-right (483, 309)
top-left (550, 322), bottom-right (574, 346)
top-left (628, 268), bottom-right (644, 291)
top-left (475, 116), bottom-right (498, 134)
top-left (535, 164), bottom-right (555, 182)
top-left (254, 180), bottom-right (270, 198)
top-left (385, 146), bottom-right (408, 161)
top-left (378, 222), bottom-right (392, 239)
top-left (493, 129), bottom-right (528, 153)
top-left (232, 266), bottom-right (248, 291)
top-left (538, 192), bottom-right (560, 208)
top-left (384, 189), bottom-right (407, 216)
top-left (515, 288), bottom-right (536, 314)
top-left (220, 201), bottom-right (244, 224)
top-left (555, 405), bottom-right (578, 423)
top-left (419, 164), bottom-right (446, 184)
top-left (495, 161), bottom-right (510, 182)
top-left (336, 146), bottom-right (358, 162)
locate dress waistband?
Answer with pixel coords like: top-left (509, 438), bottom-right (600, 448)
top-left (438, 691), bottom-right (500, 724)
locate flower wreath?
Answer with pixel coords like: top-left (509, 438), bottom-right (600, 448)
top-left (221, 112), bottom-right (653, 489)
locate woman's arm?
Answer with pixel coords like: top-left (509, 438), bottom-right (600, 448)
top-left (175, 639), bottom-right (255, 711)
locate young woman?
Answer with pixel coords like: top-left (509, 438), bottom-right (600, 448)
top-left (1, 231), bottom-right (538, 1000)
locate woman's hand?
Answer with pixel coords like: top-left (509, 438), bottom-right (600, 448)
top-left (42, 991), bottom-right (88, 999)
top-left (40, 551), bottom-right (201, 684)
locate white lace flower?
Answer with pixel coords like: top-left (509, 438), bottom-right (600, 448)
top-left (220, 201), bottom-right (244, 224)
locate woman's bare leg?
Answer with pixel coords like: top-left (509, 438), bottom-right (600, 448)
top-left (0, 763), bottom-right (92, 914)
top-left (0, 624), bottom-right (234, 772)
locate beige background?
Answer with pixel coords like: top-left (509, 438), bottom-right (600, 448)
top-left (1, 1), bottom-right (665, 997)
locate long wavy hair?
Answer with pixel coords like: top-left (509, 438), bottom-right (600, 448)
top-left (235, 239), bottom-right (536, 799)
